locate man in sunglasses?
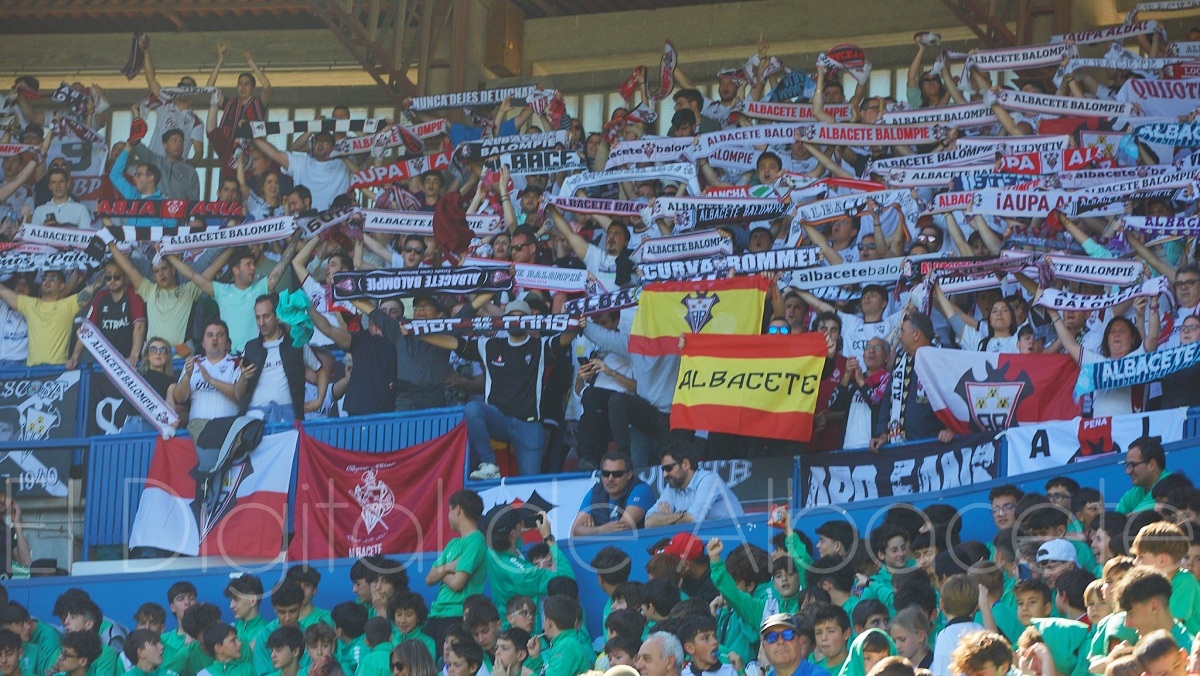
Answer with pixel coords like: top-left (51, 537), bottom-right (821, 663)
top-left (571, 451), bottom-right (653, 537)
top-left (760, 614), bottom-right (824, 676)
top-left (645, 440), bottom-right (744, 528)
top-left (67, 260), bottom-right (146, 369)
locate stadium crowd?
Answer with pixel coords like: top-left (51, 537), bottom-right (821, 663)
top-left (3, 4), bottom-right (1200, 676)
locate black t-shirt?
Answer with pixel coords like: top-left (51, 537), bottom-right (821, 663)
top-left (143, 370), bottom-right (174, 399)
top-left (92, 290), bottom-right (141, 356)
top-left (343, 331), bottom-right (398, 416)
top-left (457, 335), bottom-right (561, 421)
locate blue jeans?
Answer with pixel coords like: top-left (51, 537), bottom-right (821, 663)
top-left (463, 400), bottom-right (545, 476)
top-left (247, 402), bottom-right (292, 425)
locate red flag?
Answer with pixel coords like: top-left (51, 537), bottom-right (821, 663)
top-left (288, 424), bottom-right (467, 560)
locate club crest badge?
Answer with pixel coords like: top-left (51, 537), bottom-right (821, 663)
top-left (353, 469), bottom-right (395, 534)
top-left (681, 292), bottom-right (719, 333)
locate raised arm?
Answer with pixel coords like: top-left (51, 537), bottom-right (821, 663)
top-left (360, 233), bottom-right (394, 267)
top-left (142, 38), bottom-right (162, 97)
top-left (253, 137), bottom-right (290, 170)
top-left (811, 66), bottom-right (837, 124)
top-left (292, 236), bottom-right (320, 285)
top-left (266, 236), bottom-right (301, 292)
top-left (0, 285), bottom-right (18, 310)
top-left (966, 214), bottom-right (1003, 254)
top-left (796, 289), bottom-right (835, 315)
top-left (166, 253), bottom-right (216, 296)
top-left (546, 204), bottom-right (590, 259)
top-left (1125, 229), bottom-right (1175, 281)
top-left (418, 333), bottom-right (460, 350)
top-left (1045, 302), bottom-right (1083, 362)
top-left (0, 160), bottom-right (37, 203)
top-left (934, 283), bottom-right (978, 329)
top-left (207, 44), bottom-right (227, 88)
top-left (801, 223), bottom-right (843, 265)
top-left (106, 241), bottom-right (146, 290)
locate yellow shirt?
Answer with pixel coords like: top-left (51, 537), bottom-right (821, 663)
top-left (17, 294), bottom-right (80, 365)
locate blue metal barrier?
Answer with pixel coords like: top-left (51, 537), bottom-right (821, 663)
top-left (82, 407), bottom-right (466, 561)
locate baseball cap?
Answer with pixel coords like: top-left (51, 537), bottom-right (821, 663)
top-left (1036, 538), bottom-right (1077, 565)
top-left (760, 613), bottom-right (798, 634)
top-left (504, 299), bottom-right (532, 315)
top-left (655, 533), bottom-right (705, 561)
top-left (517, 185), bottom-right (544, 198)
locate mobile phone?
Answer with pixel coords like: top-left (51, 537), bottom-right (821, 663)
top-left (576, 356), bottom-right (589, 366)
top-left (1017, 562), bottom-right (1032, 580)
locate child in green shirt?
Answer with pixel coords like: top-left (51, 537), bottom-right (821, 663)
top-left (302, 625), bottom-right (343, 676)
top-left (265, 627), bottom-right (305, 676)
top-left (387, 594), bottom-right (436, 661)
top-left (53, 631), bottom-right (103, 676)
top-left (0, 629), bottom-right (24, 676)
top-left (329, 603), bottom-right (368, 676)
top-left (197, 625), bottom-right (252, 676)
top-left (812, 605), bottom-right (852, 674)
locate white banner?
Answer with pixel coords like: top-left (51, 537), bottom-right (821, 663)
top-left (361, 210), bottom-right (506, 237)
top-left (76, 320), bottom-right (178, 437)
top-left (634, 230), bottom-right (733, 263)
top-left (559, 163), bottom-right (700, 198)
top-left (881, 101), bottom-right (998, 128)
top-left (1004, 408), bottom-right (1186, 476)
top-left (604, 137), bottom-right (694, 169)
top-left (159, 215), bottom-right (296, 254)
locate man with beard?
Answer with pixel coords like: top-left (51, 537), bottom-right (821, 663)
top-left (545, 205), bottom-right (633, 290)
top-left (645, 440), bottom-right (743, 527)
top-left (417, 299), bottom-right (578, 478)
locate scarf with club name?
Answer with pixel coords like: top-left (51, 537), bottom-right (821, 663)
top-left (331, 266), bottom-right (514, 300)
top-left (350, 152), bottom-right (452, 190)
top-left (361, 209), bottom-right (506, 237)
top-left (1066, 170), bottom-right (1197, 215)
top-left (563, 286), bottom-right (642, 316)
top-left (1058, 165), bottom-right (1174, 189)
top-left (297, 205), bottom-right (360, 240)
top-left (1135, 0), bottom-right (1200, 12)
top-left (958, 135), bottom-right (1071, 155)
top-left (647, 196), bottom-right (788, 229)
top-left (0, 143), bottom-right (39, 158)
top-left (94, 199), bottom-right (245, 222)
top-left (0, 246), bottom-right (97, 273)
top-left (403, 313), bottom-right (577, 336)
top-left (816, 51), bottom-right (871, 84)
top-left (996, 147), bottom-right (1107, 175)
top-left (158, 215), bottom-right (296, 254)
top-left (604, 137), bottom-right (694, 169)
top-left (880, 101), bottom-right (998, 128)
top-left (787, 189), bottom-right (918, 245)
top-left (959, 43), bottom-right (1076, 89)
top-left (544, 196), bottom-right (644, 218)
top-left (887, 165), bottom-right (994, 188)
top-left (1051, 20), bottom-right (1164, 45)
top-left (1045, 254), bottom-right (1145, 285)
top-left (243, 118), bottom-right (386, 139)
top-left (991, 89), bottom-right (1139, 119)
top-left (407, 86), bottom-right (539, 111)
top-left (1135, 122), bottom-right (1200, 147)
top-left (736, 100), bottom-right (854, 123)
top-left (558, 163), bottom-right (700, 198)
top-left (463, 257), bottom-right (592, 293)
top-left (634, 230), bottom-right (733, 263)
top-left (1121, 215), bottom-right (1200, 237)
top-left (637, 246), bottom-right (822, 282)
top-left (795, 123), bottom-right (947, 146)
top-left (1035, 276), bottom-right (1167, 311)
top-left (457, 130), bottom-right (568, 162)
top-left (691, 124), bottom-right (810, 158)
top-left (867, 143), bottom-right (999, 175)
top-left (497, 149), bottom-right (585, 175)
top-left (333, 121), bottom-right (423, 158)
top-left (1075, 339), bottom-right (1200, 397)
top-left (77, 320), bottom-right (177, 437)
top-left (19, 224), bottom-right (113, 252)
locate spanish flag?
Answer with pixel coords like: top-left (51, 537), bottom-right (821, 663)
top-left (628, 275), bottom-right (769, 356)
top-left (671, 333), bottom-right (827, 442)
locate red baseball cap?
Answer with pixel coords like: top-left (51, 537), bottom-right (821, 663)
top-left (656, 533), bottom-right (705, 561)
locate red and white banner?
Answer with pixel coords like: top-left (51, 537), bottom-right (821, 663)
top-left (737, 100), bottom-right (853, 123)
top-left (128, 430), bottom-right (297, 558)
top-left (795, 123), bottom-right (945, 146)
top-left (350, 152), bottom-right (451, 190)
top-left (634, 229), bottom-right (733, 263)
top-left (1051, 20), bottom-right (1163, 45)
top-left (159, 215), bottom-right (296, 254)
top-left (881, 101), bottom-right (998, 128)
top-left (1005, 407), bottom-right (1186, 475)
top-left (544, 196), bottom-right (644, 218)
top-left (915, 348), bottom-right (1082, 434)
top-left (993, 89), bottom-right (1138, 119)
top-left (970, 188), bottom-right (1077, 217)
top-left (997, 147), bottom-right (1105, 175)
top-left (958, 135), bottom-right (1071, 155)
top-left (361, 209), bottom-right (506, 237)
top-left (693, 124), bottom-right (810, 157)
top-left (288, 424), bottom-right (467, 559)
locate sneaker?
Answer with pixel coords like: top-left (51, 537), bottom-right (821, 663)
top-left (470, 462), bottom-right (501, 480)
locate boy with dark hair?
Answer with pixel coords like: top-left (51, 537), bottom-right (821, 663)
top-left (525, 597), bottom-right (592, 676)
top-left (330, 602), bottom-right (368, 676)
top-left (1013, 580), bottom-right (1053, 628)
top-left (174, 603), bottom-right (223, 676)
top-left (0, 602), bottom-right (49, 676)
top-left (198, 624), bottom-right (251, 676)
top-left (253, 582), bottom-right (306, 675)
top-left (604, 610), bottom-right (646, 643)
top-left (989, 485), bottom-right (1024, 533)
top-left (713, 544), bottom-right (768, 665)
top-left (1054, 569), bottom-right (1095, 624)
top-left (678, 615), bottom-right (735, 676)
top-left (1115, 566), bottom-right (1192, 647)
top-left (386, 593), bottom-right (434, 661)
top-left (161, 583), bottom-right (197, 673)
top-left (591, 547), bottom-right (632, 626)
top-left (352, 618), bottom-right (392, 676)
top-left (284, 565), bottom-right (334, 630)
top-left (492, 628), bottom-right (531, 676)
top-left (224, 575), bottom-right (265, 654)
top-left (812, 604), bottom-right (852, 674)
top-left (425, 489), bottom-right (486, 652)
top-left (55, 632), bottom-right (102, 676)
top-left (61, 599), bottom-right (121, 676)
top-left (0, 630), bottom-right (21, 676)
top-left (930, 575), bottom-right (983, 676)
top-left (349, 559), bottom-right (375, 614)
top-left (863, 523), bottom-right (909, 613)
top-left (265, 627), bottom-right (304, 676)
top-left (815, 521), bottom-right (856, 559)
top-left (504, 597), bottom-right (535, 635)
top-left (123, 629), bottom-right (174, 676)
top-left (968, 563), bottom-right (1022, 644)
top-left (852, 599), bottom-right (889, 635)
top-left (303, 624), bottom-right (344, 676)
top-left (708, 537), bottom-right (800, 653)
top-left (611, 584), bottom-right (642, 614)
top-left (134, 605), bottom-right (167, 636)
top-left (462, 596), bottom-right (500, 668)
top-left (445, 641), bottom-right (482, 676)
top-left (639, 579), bottom-right (680, 626)
top-left (1131, 521), bottom-right (1200, 634)
top-left (601, 635), bottom-right (638, 669)
top-left (1023, 501), bottom-right (1100, 576)
top-left (1133, 629), bottom-right (1188, 676)
top-left (809, 554), bottom-right (859, 617)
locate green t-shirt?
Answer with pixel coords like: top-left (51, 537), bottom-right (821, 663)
top-left (126, 666), bottom-right (181, 676)
top-left (1116, 470), bottom-right (1172, 514)
top-left (430, 530), bottom-right (487, 619)
top-left (89, 646), bottom-right (123, 676)
top-left (197, 660), bottom-right (255, 676)
top-left (299, 608), bottom-right (333, 632)
top-left (212, 278), bottom-right (270, 351)
top-left (1171, 568), bottom-right (1200, 635)
top-left (353, 644), bottom-right (392, 676)
top-left (389, 628), bottom-right (435, 661)
top-left (485, 543), bottom-right (574, 618)
top-left (337, 635), bottom-right (369, 676)
top-left (235, 617), bottom-right (267, 658)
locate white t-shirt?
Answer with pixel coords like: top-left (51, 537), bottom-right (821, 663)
top-left (187, 354), bottom-right (241, 420)
top-left (1084, 346), bottom-right (1145, 418)
top-left (301, 276), bottom-right (341, 348)
top-left (31, 199), bottom-right (93, 229)
top-left (145, 101), bottom-right (204, 158)
top-left (839, 311), bottom-right (902, 364)
top-left (284, 151), bottom-right (350, 211)
top-left (246, 191), bottom-right (286, 222)
top-left (959, 324), bottom-right (1020, 353)
top-left (584, 243), bottom-right (619, 291)
top-left (249, 338), bottom-right (321, 409)
top-left (0, 304), bottom-right (28, 363)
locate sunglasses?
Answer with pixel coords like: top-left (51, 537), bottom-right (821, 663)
top-left (390, 662), bottom-right (406, 671)
top-left (763, 629), bottom-right (796, 644)
top-left (148, 345), bottom-right (171, 354)
top-left (600, 469), bottom-right (627, 478)
top-left (660, 461), bottom-right (678, 473)
top-left (858, 243), bottom-right (877, 251)
top-left (403, 247), bottom-right (426, 254)
top-left (104, 274), bottom-right (123, 281)
top-left (768, 325), bottom-right (791, 335)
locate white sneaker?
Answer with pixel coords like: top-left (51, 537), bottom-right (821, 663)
top-left (470, 462), bottom-right (501, 480)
